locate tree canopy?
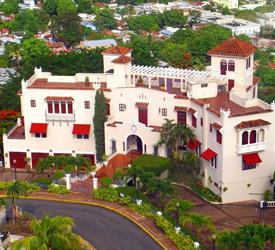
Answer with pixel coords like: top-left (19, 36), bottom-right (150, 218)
top-left (95, 8), bottom-right (117, 31)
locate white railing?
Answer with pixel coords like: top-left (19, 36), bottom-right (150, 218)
top-left (6, 123), bottom-right (19, 137)
top-left (45, 112), bottom-right (75, 122)
top-left (260, 200), bottom-right (275, 208)
top-left (236, 142), bottom-right (267, 154)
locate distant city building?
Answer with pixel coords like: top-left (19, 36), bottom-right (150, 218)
top-left (213, 0), bottom-right (238, 9)
top-left (80, 39), bottom-right (117, 49)
top-left (257, 11), bottom-right (275, 28)
top-left (159, 27), bottom-right (179, 37)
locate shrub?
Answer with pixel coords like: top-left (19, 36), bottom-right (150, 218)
top-left (34, 178), bottom-right (52, 186)
top-left (132, 154), bottom-right (171, 176)
top-left (263, 190), bottom-right (272, 201)
top-left (100, 177), bottom-right (112, 188)
top-left (0, 181), bottom-right (12, 190)
top-left (93, 188), bottom-right (119, 202)
top-left (53, 171), bottom-right (65, 180)
top-left (64, 164), bottom-right (75, 174)
top-left (115, 186), bottom-right (150, 203)
top-left (21, 181), bottom-right (41, 193)
top-left (47, 184), bottom-right (70, 194)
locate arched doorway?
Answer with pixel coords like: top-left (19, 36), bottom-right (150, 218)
top-left (126, 134), bottom-right (143, 154)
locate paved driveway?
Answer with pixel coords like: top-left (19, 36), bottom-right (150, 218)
top-left (16, 199), bottom-right (162, 250)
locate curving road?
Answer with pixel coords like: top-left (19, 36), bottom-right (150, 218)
top-left (16, 199), bottom-right (162, 250)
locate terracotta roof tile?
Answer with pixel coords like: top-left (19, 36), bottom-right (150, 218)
top-left (28, 79), bottom-right (95, 90)
top-left (212, 122), bottom-right (222, 130)
top-left (187, 107), bottom-right (196, 114)
top-left (174, 106), bottom-right (188, 111)
top-left (45, 96), bottom-right (74, 101)
top-left (135, 102), bottom-right (149, 108)
top-left (246, 76), bottom-right (261, 91)
top-left (192, 92), bottom-right (271, 117)
top-left (235, 119), bottom-right (271, 129)
top-left (112, 55), bottom-right (131, 64)
top-left (103, 46), bottom-right (132, 55)
top-left (208, 37), bottom-right (256, 57)
top-left (174, 93), bottom-right (188, 99)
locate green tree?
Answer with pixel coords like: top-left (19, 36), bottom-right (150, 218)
top-left (57, 0), bottom-right (77, 15)
top-left (7, 180), bottom-right (28, 224)
top-left (76, 0), bottom-right (92, 13)
top-left (22, 38), bottom-right (51, 62)
top-left (161, 10), bottom-right (187, 28)
top-left (182, 151), bottom-right (200, 175)
top-left (0, 0), bottom-right (19, 15)
top-left (95, 8), bottom-right (117, 31)
top-left (127, 14), bottom-right (160, 32)
top-left (217, 231), bottom-right (241, 250)
top-left (181, 213), bottom-right (216, 238)
top-left (164, 198), bottom-right (194, 217)
top-left (11, 215), bottom-right (84, 250)
top-left (93, 90), bottom-right (107, 162)
top-left (43, 0), bottom-right (58, 16)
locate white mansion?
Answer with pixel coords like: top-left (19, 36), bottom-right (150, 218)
top-left (3, 37), bottom-right (275, 203)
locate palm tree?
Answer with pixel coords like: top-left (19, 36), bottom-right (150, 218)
top-left (148, 178), bottom-right (175, 211)
top-left (180, 213), bottom-right (216, 238)
top-left (175, 124), bottom-right (195, 148)
top-left (158, 119), bottom-right (177, 158)
top-left (217, 231), bottom-right (241, 250)
top-left (164, 199), bottom-right (195, 226)
top-left (11, 214), bottom-right (84, 250)
top-left (182, 151), bottom-right (200, 176)
top-left (7, 181), bottom-right (28, 224)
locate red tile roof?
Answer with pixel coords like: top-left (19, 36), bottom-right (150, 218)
top-left (28, 79), bottom-right (95, 90)
top-left (246, 76), bottom-right (261, 91)
top-left (187, 107), bottom-right (196, 114)
top-left (135, 102), bottom-right (149, 108)
top-left (103, 46), bottom-right (132, 55)
top-left (208, 37), bottom-right (256, 57)
top-left (112, 55), bottom-right (131, 64)
top-left (45, 96), bottom-right (74, 101)
top-left (174, 93), bottom-right (188, 99)
top-left (174, 106), bottom-right (188, 112)
top-left (268, 63), bottom-right (275, 69)
top-left (212, 122), bottom-right (222, 130)
top-left (191, 92), bottom-right (272, 117)
top-left (235, 119), bottom-right (271, 129)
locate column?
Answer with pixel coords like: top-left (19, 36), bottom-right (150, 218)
top-left (93, 177), bottom-right (98, 190)
top-left (65, 174), bottom-right (71, 190)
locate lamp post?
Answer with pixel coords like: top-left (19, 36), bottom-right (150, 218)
top-left (176, 202), bottom-right (180, 227)
top-left (212, 234), bottom-right (216, 250)
top-left (13, 159), bottom-right (17, 182)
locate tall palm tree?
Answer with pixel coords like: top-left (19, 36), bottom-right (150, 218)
top-left (175, 124), bottom-right (195, 148)
top-left (7, 181), bottom-right (28, 224)
top-left (158, 119), bottom-right (177, 158)
top-left (180, 213), bottom-right (216, 238)
top-left (11, 214), bottom-right (84, 250)
top-left (217, 231), bottom-right (241, 250)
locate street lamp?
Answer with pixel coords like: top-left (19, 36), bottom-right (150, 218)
top-left (212, 234), bottom-right (216, 250)
top-left (13, 159), bottom-right (17, 182)
top-left (176, 202), bottom-right (180, 227)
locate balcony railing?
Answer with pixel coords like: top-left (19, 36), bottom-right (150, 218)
top-left (236, 142), bottom-right (267, 154)
top-left (45, 111), bottom-right (75, 122)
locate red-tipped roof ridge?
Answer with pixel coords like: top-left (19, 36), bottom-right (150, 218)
top-left (103, 46), bottom-right (132, 55)
top-left (112, 55), bottom-right (131, 64)
top-left (208, 37), bottom-right (256, 57)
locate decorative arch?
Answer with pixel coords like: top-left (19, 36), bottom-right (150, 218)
top-left (242, 131), bottom-right (248, 145)
top-left (126, 134), bottom-right (143, 153)
top-left (250, 130), bottom-right (257, 144)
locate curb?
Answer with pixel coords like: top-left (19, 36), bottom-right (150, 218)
top-left (0, 195), bottom-right (167, 250)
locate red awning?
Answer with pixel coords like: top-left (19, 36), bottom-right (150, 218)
top-left (243, 153), bottom-right (262, 164)
top-left (187, 139), bottom-right (201, 150)
top-left (30, 123), bottom-right (48, 133)
top-left (72, 124), bottom-right (91, 135)
top-left (201, 148), bottom-right (217, 161)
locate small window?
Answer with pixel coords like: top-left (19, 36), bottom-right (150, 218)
top-left (192, 115), bottom-right (197, 128)
top-left (47, 101), bottom-right (53, 113)
top-left (250, 130), bottom-right (256, 144)
top-left (67, 102), bottom-right (73, 114)
top-left (228, 60), bottom-right (235, 71)
top-left (242, 161), bottom-right (256, 171)
top-left (161, 108), bottom-right (167, 116)
top-left (201, 83), bottom-right (208, 88)
top-left (30, 100), bottom-right (36, 107)
top-left (76, 134), bottom-right (89, 139)
top-left (84, 101), bottom-right (90, 109)
top-left (61, 102), bottom-right (66, 114)
top-left (153, 145), bottom-right (158, 156)
top-left (214, 182), bottom-right (218, 188)
top-left (210, 156), bottom-right (217, 169)
top-left (54, 102), bottom-right (60, 114)
top-left (35, 133), bottom-right (47, 138)
top-left (216, 130), bottom-right (222, 145)
top-left (242, 131), bottom-right (249, 145)
top-left (200, 118), bottom-right (203, 126)
top-left (119, 104), bottom-right (126, 112)
top-left (209, 123), bottom-right (212, 132)
top-left (106, 103), bottom-right (110, 116)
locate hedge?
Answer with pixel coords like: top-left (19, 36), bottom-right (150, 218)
top-left (132, 154), bottom-right (171, 176)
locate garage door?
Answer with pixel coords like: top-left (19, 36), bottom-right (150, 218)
top-left (9, 152), bottom-right (26, 169)
top-left (31, 153), bottom-right (49, 168)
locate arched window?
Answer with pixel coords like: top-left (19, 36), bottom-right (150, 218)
top-left (106, 103), bottom-right (110, 116)
top-left (220, 60), bottom-right (227, 75)
top-left (228, 60), bottom-right (235, 71)
top-left (242, 131), bottom-right (248, 145)
top-left (258, 129), bottom-right (265, 142)
top-left (250, 130), bottom-right (256, 144)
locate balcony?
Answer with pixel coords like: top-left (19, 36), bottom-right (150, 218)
top-left (236, 142), bottom-right (267, 155)
top-left (45, 112), bottom-right (75, 122)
